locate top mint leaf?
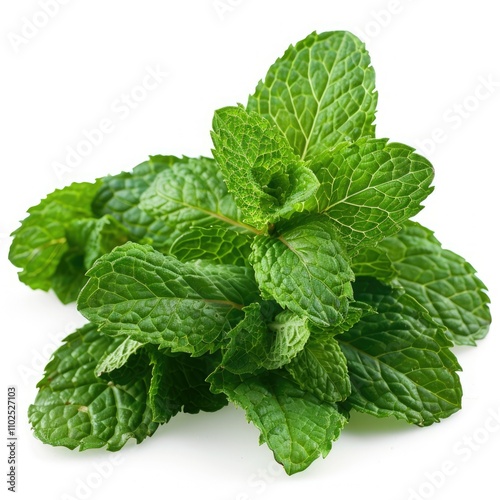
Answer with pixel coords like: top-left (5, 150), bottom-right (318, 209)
top-left (247, 31), bottom-right (377, 160)
top-left (211, 105), bottom-right (319, 229)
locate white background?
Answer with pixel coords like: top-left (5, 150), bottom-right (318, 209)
top-left (1, 1), bottom-right (499, 499)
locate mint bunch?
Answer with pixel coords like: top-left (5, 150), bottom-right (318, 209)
top-left (9, 31), bottom-right (491, 475)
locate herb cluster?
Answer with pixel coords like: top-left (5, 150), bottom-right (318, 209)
top-left (9, 31), bottom-right (491, 474)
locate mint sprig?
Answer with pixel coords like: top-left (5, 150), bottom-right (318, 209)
top-left (10, 30), bottom-right (491, 474)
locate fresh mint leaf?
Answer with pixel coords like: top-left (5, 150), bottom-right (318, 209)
top-left (351, 245), bottom-right (397, 282)
top-left (170, 226), bottom-right (252, 266)
top-left (9, 181), bottom-right (102, 291)
top-left (28, 324), bottom-right (158, 450)
top-left (209, 369), bottom-right (347, 475)
top-left (48, 215), bottom-right (130, 304)
top-left (306, 138), bottom-right (435, 248)
top-left (50, 251), bottom-right (88, 304)
top-left (211, 105), bottom-right (319, 228)
top-left (140, 156), bottom-right (251, 245)
top-left (148, 349), bottom-right (227, 423)
top-left (93, 155), bottom-right (182, 251)
top-left (378, 221), bottom-right (491, 345)
top-left (285, 333), bottom-right (351, 404)
top-left (95, 337), bottom-right (144, 377)
top-left (222, 303), bottom-right (310, 374)
top-left (250, 215), bottom-right (354, 326)
top-left (247, 30), bottom-right (377, 160)
top-left (66, 215), bottom-right (129, 269)
top-left (78, 242), bottom-right (260, 356)
top-left (338, 277), bottom-right (462, 426)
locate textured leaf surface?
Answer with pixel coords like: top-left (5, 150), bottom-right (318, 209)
top-left (95, 337), bottom-right (144, 377)
top-left (250, 215), bottom-right (354, 326)
top-left (209, 369), bottom-right (346, 474)
top-left (93, 155), bottom-right (182, 250)
top-left (286, 333), bottom-right (350, 403)
top-left (351, 245), bottom-right (397, 282)
top-left (247, 30), bottom-right (377, 160)
top-left (9, 181), bottom-right (101, 290)
top-left (67, 215), bottom-right (129, 269)
top-left (148, 350), bottom-right (227, 423)
top-left (306, 138), bottom-right (434, 248)
top-left (378, 221), bottom-right (491, 345)
top-left (222, 303), bottom-right (310, 374)
top-left (78, 242), bottom-right (260, 356)
top-left (211, 106), bottom-right (319, 228)
top-left (50, 251), bottom-right (89, 304)
top-left (338, 278), bottom-right (462, 426)
top-left (140, 156), bottom-right (250, 245)
top-left (28, 324), bottom-right (158, 450)
top-left (170, 226), bottom-right (252, 266)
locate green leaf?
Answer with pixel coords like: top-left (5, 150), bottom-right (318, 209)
top-left (148, 349), bottom-right (227, 423)
top-left (93, 155), bottom-right (182, 251)
top-left (170, 226), bottom-right (252, 266)
top-left (306, 138), bottom-right (435, 249)
top-left (338, 278), bottom-right (462, 426)
top-left (9, 181), bottom-right (102, 290)
top-left (67, 215), bottom-right (130, 269)
top-left (95, 337), bottom-right (144, 377)
top-left (250, 215), bottom-right (354, 327)
top-left (209, 369), bottom-right (347, 475)
top-left (247, 30), bottom-right (377, 160)
top-left (286, 333), bottom-right (351, 403)
top-left (50, 251), bottom-right (88, 304)
top-left (377, 221), bottom-right (491, 345)
top-left (47, 216), bottom-right (130, 304)
top-left (351, 245), bottom-right (397, 282)
top-left (78, 242), bottom-right (260, 356)
top-left (28, 324), bottom-right (158, 451)
top-left (222, 303), bottom-right (310, 374)
top-left (140, 156), bottom-right (251, 245)
top-left (211, 106), bottom-right (319, 228)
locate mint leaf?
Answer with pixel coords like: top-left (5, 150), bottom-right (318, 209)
top-left (211, 106), bottom-right (319, 228)
top-left (247, 30), bottom-right (377, 160)
top-left (148, 349), bottom-right (227, 423)
top-left (306, 138), bottom-right (435, 248)
top-left (222, 303), bottom-right (310, 374)
top-left (209, 369), bottom-right (346, 475)
top-left (250, 215), bottom-right (354, 326)
top-left (338, 278), bottom-right (462, 426)
top-left (378, 221), bottom-right (491, 345)
top-left (9, 181), bottom-right (102, 291)
top-left (140, 156), bottom-right (251, 244)
top-left (78, 242), bottom-right (260, 356)
top-left (351, 245), bottom-right (397, 282)
top-left (28, 324), bottom-right (158, 450)
top-left (170, 226), bottom-right (252, 266)
top-left (93, 155), bottom-right (182, 251)
top-left (50, 251), bottom-right (88, 304)
top-left (95, 337), bottom-right (144, 377)
top-left (286, 333), bottom-right (351, 403)
top-left (48, 216), bottom-right (129, 304)
top-left (67, 215), bottom-right (129, 269)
